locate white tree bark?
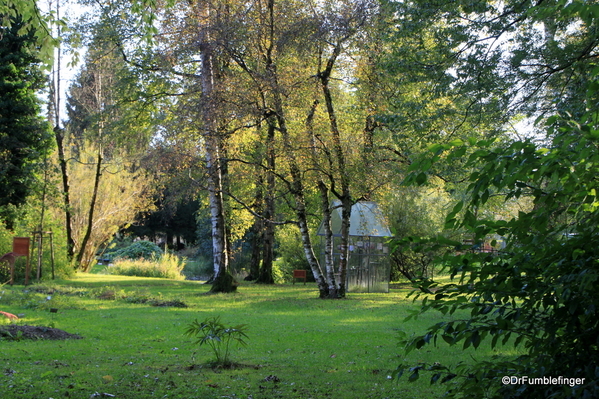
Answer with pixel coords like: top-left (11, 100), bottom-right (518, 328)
top-left (198, 3), bottom-right (231, 289)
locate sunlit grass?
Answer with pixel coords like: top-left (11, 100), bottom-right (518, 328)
top-left (0, 275), bottom-right (518, 398)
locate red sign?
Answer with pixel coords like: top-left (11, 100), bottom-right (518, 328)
top-left (13, 237), bottom-right (30, 256)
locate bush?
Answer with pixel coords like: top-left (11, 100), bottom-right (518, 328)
top-left (105, 252), bottom-right (185, 280)
top-left (106, 240), bottom-right (163, 262)
top-left (271, 258), bottom-right (297, 284)
top-left (182, 255), bottom-right (212, 279)
top-left (389, 246), bottom-right (438, 281)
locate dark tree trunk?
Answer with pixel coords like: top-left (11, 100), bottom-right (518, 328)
top-left (54, 126), bottom-right (75, 262)
top-left (256, 120), bottom-right (276, 284)
top-left (75, 147), bottom-right (103, 271)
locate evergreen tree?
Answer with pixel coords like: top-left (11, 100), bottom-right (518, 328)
top-left (0, 14), bottom-right (51, 227)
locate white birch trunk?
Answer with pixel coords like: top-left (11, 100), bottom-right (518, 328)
top-left (307, 100), bottom-right (337, 296)
top-left (271, 82), bottom-right (328, 296)
top-left (320, 41), bottom-right (352, 297)
top-left (198, 3), bottom-right (230, 289)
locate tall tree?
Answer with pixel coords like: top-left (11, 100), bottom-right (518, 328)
top-left (0, 13), bottom-right (52, 228)
top-left (196, 1), bottom-right (235, 292)
top-left (313, 0), bottom-right (376, 297)
top-left (64, 4), bottom-right (160, 270)
top-left (47, 0), bottom-right (76, 261)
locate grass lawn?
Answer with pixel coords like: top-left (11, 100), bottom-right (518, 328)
top-left (0, 275), bottom-right (512, 398)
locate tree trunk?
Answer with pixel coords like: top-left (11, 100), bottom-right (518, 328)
top-left (272, 79), bottom-right (327, 297)
top-left (198, 3), bottom-right (235, 293)
top-left (257, 119), bottom-right (276, 284)
top-left (49, 2), bottom-right (75, 263)
top-left (319, 41), bottom-right (351, 298)
top-left (54, 127), bottom-right (75, 262)
top-left (75, 146), bottom-right (103, 271)
top-left (206, 130), bottom-right (235, 292)
top-left (306, 100), bottom-right (338, 296)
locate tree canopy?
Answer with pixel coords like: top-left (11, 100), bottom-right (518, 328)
top-left (390, 1), bottom-right (599, 397)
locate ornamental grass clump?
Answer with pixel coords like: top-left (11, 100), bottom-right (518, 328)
top-left (107, 252), bottom-right (185, 280)
top-left (184, 316), bottom-right (249, 368)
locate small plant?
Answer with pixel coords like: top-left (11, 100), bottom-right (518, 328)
top-left (184, 316), bottom-right (249, 368)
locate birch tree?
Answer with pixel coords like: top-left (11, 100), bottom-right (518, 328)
top-left (200, 7), bottom-right (235, 292)
top-left (106, 0), bottom-right (387, 296)
top-left (313, 0), bottom-right (376, 297)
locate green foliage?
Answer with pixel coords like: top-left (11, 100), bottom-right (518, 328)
top-left (0, 1), bottom-right (60, 63)
top-left (105, 252), bottom-right (185, 280)
top-left (397, 103), bottom-right (599, 397)
top-left (184, 316), bottom-right (249, 368)
top-left (275, 225), bottom-right (310, 274)
top-left (386, 187), bottom-right (450, 281)
top-left (181, 256), bottom-right (212, 279)
top-left (0, 14), bottom-right (52, 228)
top-left (125, 197), bottom-right (200, 249)
top-left (106, 240), bottom-right (163, 261)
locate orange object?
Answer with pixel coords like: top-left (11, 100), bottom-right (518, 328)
top-left (0, 311), bottom-right (18, 320)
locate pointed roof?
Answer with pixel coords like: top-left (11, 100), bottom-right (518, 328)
top-left (317, 201), bottom-right (392, 237)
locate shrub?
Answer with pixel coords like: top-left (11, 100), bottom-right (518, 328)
top-left (106, 252), bottom-right (185, 280)
top-left (106, 240), bottom-right (163, 262)
top-left (182, 256), bottom-right (212, 279)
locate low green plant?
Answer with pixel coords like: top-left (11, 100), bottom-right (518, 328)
top-left (184, 316), bottom-right (249, 368)
top-left (90, 286), bottom-right (125, 300)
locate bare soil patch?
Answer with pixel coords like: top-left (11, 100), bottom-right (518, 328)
top-left (0, 325), bottom-right (83, 340)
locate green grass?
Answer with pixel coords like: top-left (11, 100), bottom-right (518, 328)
top-left (0, 274), bottom-right (514, 398)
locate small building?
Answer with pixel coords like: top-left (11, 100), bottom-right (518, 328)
top-left (317, 201), bottom-right (393, 293)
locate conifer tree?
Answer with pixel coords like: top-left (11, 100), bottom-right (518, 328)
top-left (0, 14), bottom-right (51, 227)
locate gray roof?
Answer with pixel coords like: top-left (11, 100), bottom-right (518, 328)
top-left (317, 201), bottom-right (392, 237)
